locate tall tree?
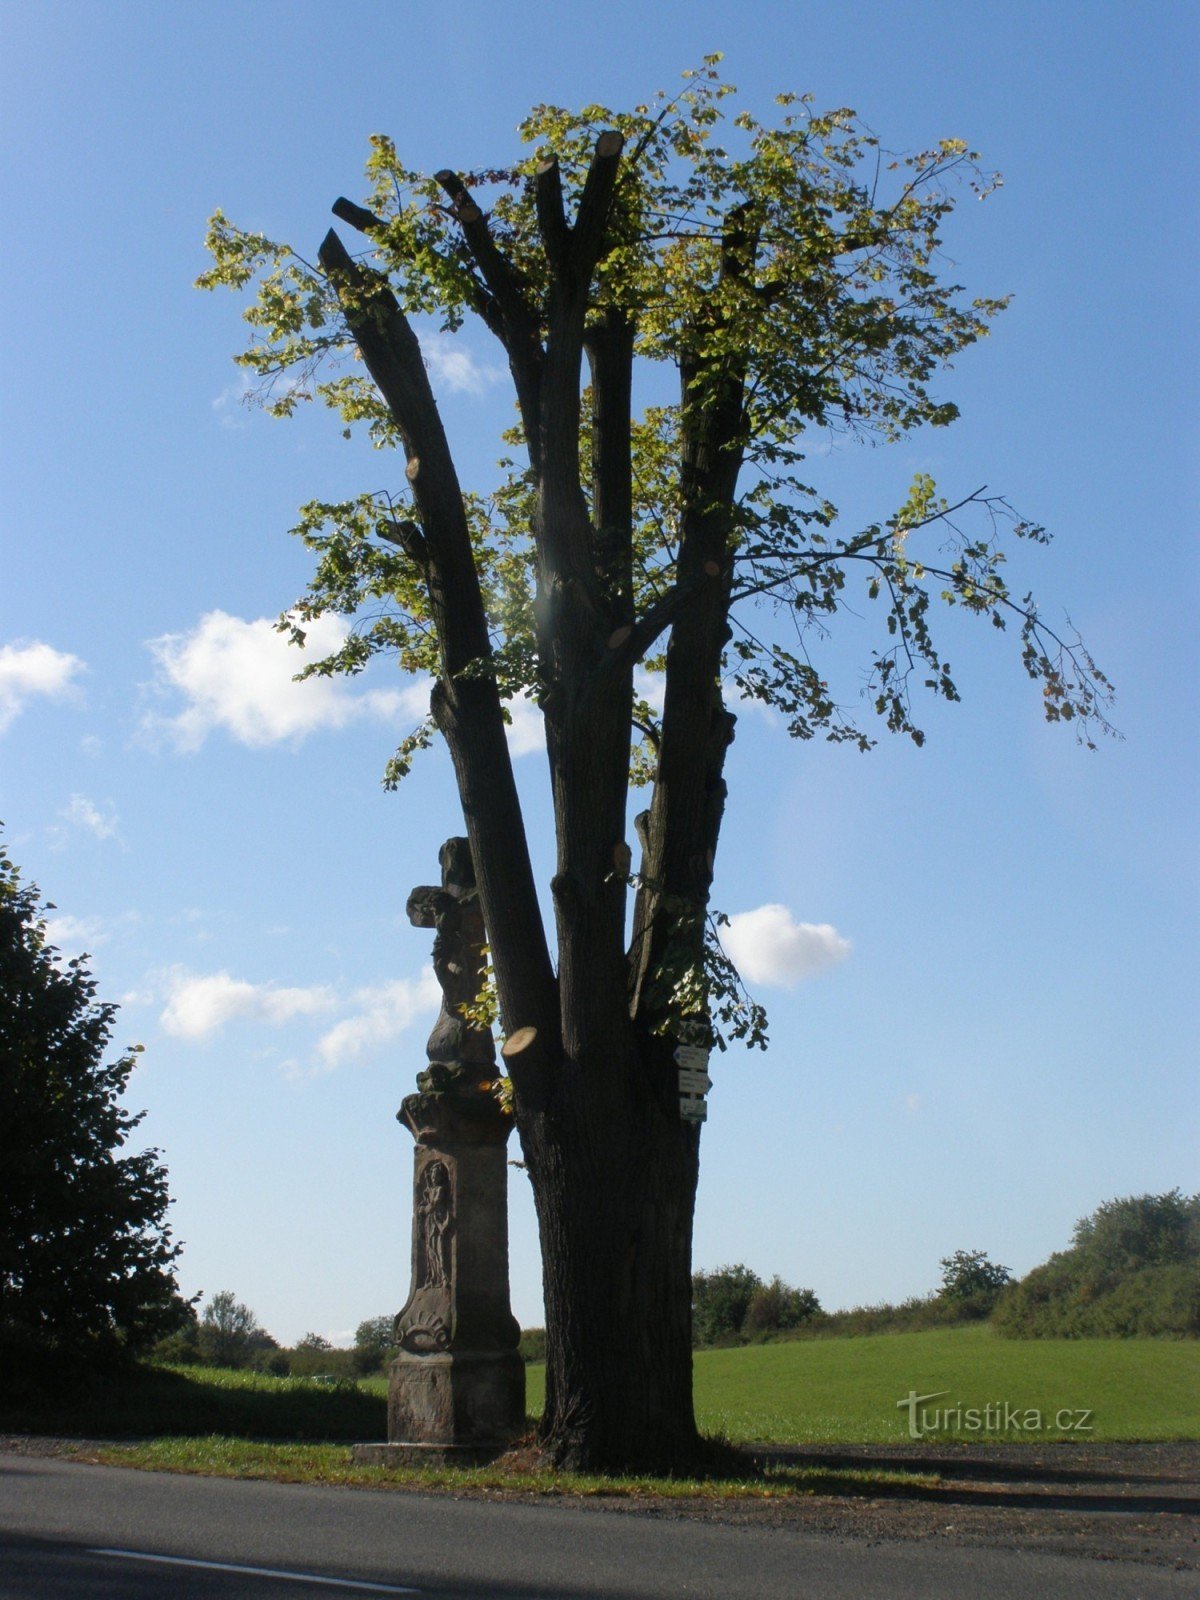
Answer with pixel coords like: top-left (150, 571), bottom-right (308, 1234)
top-left (200, 63), bottom-right (1111, 1470)
top-left (0, 839), bottom-right (186, 1375)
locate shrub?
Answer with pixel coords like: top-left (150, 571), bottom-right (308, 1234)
top-left (743, 1277), bottom-right (821, 1336)
top-left (352, 1314), bottom-right (396, 1375)
top-left (994, 1191), bottom-right (1200, 1339)
top-left (519, 1327), bottom-right (546, 1363)
top-left (939, 1249), bottom-right (1012, 1304)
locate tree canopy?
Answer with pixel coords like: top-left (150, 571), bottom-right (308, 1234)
top-left (0, 838), bottom-right (186, 1376)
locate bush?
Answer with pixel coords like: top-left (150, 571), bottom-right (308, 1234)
top-left (743, 1277), bottom-right (821, 1336)
top-left (519, 1326), bottom-right (546, 1363)
top-left (994, 1191), bottom-right (1200, 1339)
top-left (351, 1314), bottom-right (396, 1375)
top-left (692, 1266), bottom-right (820, 1346)
top-left (692, 1265), bottom-right (762, 1346)
top-left (939, 1250), bottom-right (1012, 1304)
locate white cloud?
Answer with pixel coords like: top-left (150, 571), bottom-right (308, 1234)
top-left (42, 913), bottom-right (108, 952)
top-left (144, 611), bottom-right (431, 751)
top-left (314, 968), bottom-right (441, 1072)
top-left (423, 333), bottom-right (503, 398)
top-left (720, 903), bottom-right (852, 987)
top-left (503, 689), bottom-right (546, 757)
top-left (49, 794), bottom-right (121, 848)
top-left (0, 641), bottom-right (85, 733)
top-left (634, 667), bottom-right (666, 718)
top-left (160, 969), bottom-right (338, 1040)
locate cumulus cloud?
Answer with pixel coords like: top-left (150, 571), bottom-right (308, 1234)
top-left (313, 968), bottom-right (441, 1072)
top-left (144, 611), bottom-right (431, 751)
top-left (423, 334), bottom-right (503, 398)
top-left (720, 903), bottom-right (852, 987)
top-left (42, 913), bottom-right (108, 952)
top-left (160, 969), bottom-right (338, 1039)
top-left (503, 690), bottom-right (546, 757)
top-left (49, 794), bottom-right (121, 849)
top-left (0, 641), bottom-right (85, 733)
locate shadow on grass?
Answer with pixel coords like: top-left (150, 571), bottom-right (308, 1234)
top-left (0, 1366), bottom-right (386, 1443)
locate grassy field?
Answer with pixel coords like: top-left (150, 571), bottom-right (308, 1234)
top-left (3, 1327), bottom-right (1195, 1447)
top-left (525, 1326), bottom-right (1199, 1443)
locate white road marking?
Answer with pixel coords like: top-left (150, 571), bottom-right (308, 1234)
top-left (88, 1548), bottom-right (420, 1593)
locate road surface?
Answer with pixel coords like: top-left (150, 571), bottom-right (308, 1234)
top-left (0, 1452), bottom-right (1193, 1598)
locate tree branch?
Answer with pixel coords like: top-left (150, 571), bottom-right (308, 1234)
top-left (433, 168), bottom-right (545, 456)
top-left (535, 157), bottom-right (570, 277)
top-left (318, 226), bottom-right (559, 1091)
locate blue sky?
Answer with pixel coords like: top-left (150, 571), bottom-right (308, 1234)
top-left (2, 0), bottom-right (1196, 1343)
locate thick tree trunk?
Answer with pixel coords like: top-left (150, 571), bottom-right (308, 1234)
top-left (521, 1043), bottom-right (701, 1472)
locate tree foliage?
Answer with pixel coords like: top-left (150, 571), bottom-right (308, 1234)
top-left (691, 1263), bottom-right (819, 1345)
top-left (196, 1290), bottom-right (275, 1369)
top-left (0, 839), bottom-right (186, 1374)
top-left (200, 62), bottom-right (1111, 804)
top-left (938, 1248), bottom-right (1012, 1303)
top-left (994, 1192), bottom-right (1200, 1339)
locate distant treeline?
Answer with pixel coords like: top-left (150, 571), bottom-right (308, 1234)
top-left (155, 1191), bottom-right (1199, 1375)
top-left (685, 1191), bottom-right (1200, 1346)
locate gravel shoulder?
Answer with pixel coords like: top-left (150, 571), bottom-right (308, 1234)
top-left (3, 1434), bottom-right (1197, 1573)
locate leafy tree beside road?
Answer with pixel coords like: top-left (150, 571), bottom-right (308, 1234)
top-left (0, 839), bottom-right (186, 1378)
top-left (202, 62), bottom-right (1111, 1469)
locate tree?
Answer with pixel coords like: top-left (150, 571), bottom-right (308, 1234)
top-left (196, 1290), bottom-right (271, 1368)
top-left (352, 1313), bottom-right (396, 1375)
top-left (692, 1263), bottom-right (762, 1345)
top-left (938, 1249), bottom-right (1012, 1303)
top-left (200, 62), bottom-right (1112, 1470)
top-left (0, 839), bottom-right (185, 1375)
top-left (743, 1276), bottom-right (821, 1336)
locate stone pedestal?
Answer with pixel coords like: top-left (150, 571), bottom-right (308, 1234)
top-left (351, 838), bottom-right (524, 1467)
top-left (384, 1093), bottom-right (524, 1452)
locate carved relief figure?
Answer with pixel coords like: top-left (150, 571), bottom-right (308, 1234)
top-left (418, 1159), bottom-right (452, 1289)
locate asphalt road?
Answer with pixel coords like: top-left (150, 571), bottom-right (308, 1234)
top-left (1, 1452), bottom-right (1194, 1599)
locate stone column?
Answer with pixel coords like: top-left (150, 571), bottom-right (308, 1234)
top-left (353, 838), bottom-right (524, 1467)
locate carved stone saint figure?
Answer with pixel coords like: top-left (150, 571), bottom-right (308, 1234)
top-left (418, 1159), bottom-right (452, 1289)
top-left (406, 837), bottom-right (495, 1076)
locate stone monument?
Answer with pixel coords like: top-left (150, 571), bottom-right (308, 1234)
top-left (353, 838), bottom-right (525, 1465)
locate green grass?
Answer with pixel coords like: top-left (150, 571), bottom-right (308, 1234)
top-left (4, 1328), bottom-right (1194, 1453)
top-left (525, 1325), bottom-right (1197, 1443)
top-left (84, 1437), bottom-right (938, 1499)
top-left (0, 1364), bottom-right (384, 1442)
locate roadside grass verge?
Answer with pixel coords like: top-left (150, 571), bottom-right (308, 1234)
top-left (81, 1437), bottom-right (940, 1500)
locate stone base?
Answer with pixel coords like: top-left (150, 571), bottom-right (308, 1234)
top-left (387, 1348), bottom-right (525, 1448)
top-left (351, 1441), bottom-right (510, 1469)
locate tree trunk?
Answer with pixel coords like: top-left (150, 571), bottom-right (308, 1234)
top-left (520, 1040), bottom-right (701, 1472)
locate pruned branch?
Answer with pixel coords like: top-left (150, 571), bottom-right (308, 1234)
top-left (571, 130), bottom-right (625, 283)
top-left (332, 196), bottom-right (387, 235)
top-left (535, 156), bottom-right (569, 276)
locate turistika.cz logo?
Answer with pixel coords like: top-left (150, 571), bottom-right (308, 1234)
top-left (896, 1389), bottom-right (1094, 1440)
